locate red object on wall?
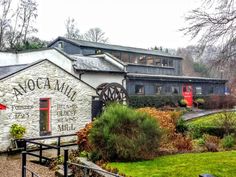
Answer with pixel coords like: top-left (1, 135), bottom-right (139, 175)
top-left (0, 103), bottom-right (7, 110)
top-left (182, 85), bottom-right (193, 107)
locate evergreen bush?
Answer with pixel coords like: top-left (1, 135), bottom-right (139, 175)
top-left (222, 134), bottom-right (235, 149)
top-left (89, 103), bottom-right (162, 161)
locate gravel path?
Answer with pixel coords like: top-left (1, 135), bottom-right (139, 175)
top-left (0, 154), bottom-right (55, 177)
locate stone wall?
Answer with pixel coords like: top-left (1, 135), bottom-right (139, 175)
top-left (0, 60), bottom-right (96, 151)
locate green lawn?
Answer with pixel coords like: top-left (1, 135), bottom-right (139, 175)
top-left (186, 112), bottom-right (236, 128)
top-left (108, 151), bottom-right (236, 177)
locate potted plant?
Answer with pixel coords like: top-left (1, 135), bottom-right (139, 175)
top-left (179, 99), bottom-right (187, 107)
top-left (194, 98), bottom-right (205, 108)
top-left (9, 124), bottom-right (26, 148)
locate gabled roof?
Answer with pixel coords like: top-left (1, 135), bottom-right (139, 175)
top-left (0, 59), bottom-right (96, 90)
top-left (48, 36), bottom-right (182, 59)
top-left (0, 64), bottom-right (28, 77)
top-left (72, 55), bottom-right (125, 73)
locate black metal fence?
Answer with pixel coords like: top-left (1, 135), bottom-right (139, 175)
top-left (22, 133), bottom-right (77, 177)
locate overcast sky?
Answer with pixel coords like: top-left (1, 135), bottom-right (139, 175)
top-left (36, 0), bottom-right (201, 49)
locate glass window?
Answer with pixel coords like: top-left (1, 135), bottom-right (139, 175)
top-left (196, 87), bottom-right (202, 95)
top-left (209, 87), bottom-right (214, 94)
top-left (169, 59), bottom-right (174, 67)
top-left (121, 52), bottom-right (130, 63)
top-left (155, 85), bottom-right (162, 95)
top-left (110, 51), bottom-right (121, 59)
top-left (40, 98), bottom-right (51, 136)
top-left (146, 56), bottom-right (154, 65)
top-left (135, 85), bottom-right (144, 95)
top-left (162, 59), bottom-right (168, 66)
top-left (172, 86), bottom-right (179, 94)
top-left (58, 42), bottom-right (64, 49)
top-left (130, 53), bottom-right (138, 63)
top-left (138, 55), bottom-right (146, 64)
top-left (164, 86), bottom-right (171, 94)
top-left (155, 58), bottom-right (161, 66)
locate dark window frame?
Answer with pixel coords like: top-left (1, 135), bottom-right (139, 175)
top-left (135, 85), bottom-right (145, 95)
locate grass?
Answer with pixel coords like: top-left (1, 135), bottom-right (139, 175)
top-left (186, 112), bottom-right (236, 128)
top-left (108, 151), bottom-right (236, 177)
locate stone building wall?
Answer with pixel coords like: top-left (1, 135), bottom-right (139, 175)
top-left (0, 60), bottom-right (96, 151)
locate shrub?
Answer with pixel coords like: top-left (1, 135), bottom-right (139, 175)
top-left (179, 99), bottom-right (187, 107)
top-left (89, 104), bottom-right (162, 161)
top-left (129, 95), bottom-right (183, 108)
top-left (137, 108), bottom-right (192, 153)
top-left (77, 123), bottom-right (93, 152)
top-left (216, 111), bottom-right (236, 135)
top-left (194, 95), bottom-right (236, 109)
top-left (195, 98), bottom-right (205, 105)
top-left (176, 118), bottom-right (189, 134)
top-left (9, 124), bottom-right (26, 139)
top-left (222, 134), bottom-right (235, 149)
top-left (203, 134), bottom-right (220, 152)
top-left (172, 134), bottom-right (193, 151)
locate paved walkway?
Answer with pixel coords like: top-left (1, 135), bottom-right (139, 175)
top-left (182, 109), bottom-right (236, 121)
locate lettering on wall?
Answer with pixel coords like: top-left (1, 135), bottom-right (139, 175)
top-left (10, 105), bottom-right (34, 119)
top-left (56, 104), bottom-right (78, 132)
top-left (13, 78), bottom-right (77, 101)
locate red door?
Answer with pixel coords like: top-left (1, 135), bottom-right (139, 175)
top-left (182, 85), bottom-right (193, 107)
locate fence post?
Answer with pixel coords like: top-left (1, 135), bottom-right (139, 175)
top-left (39, 144), bottom-right (42, 164)
top-left (57, 136), bottom-right (61, 157)
top-left (23, 139), bottom-right (27, 151)
top-left (64, 149), bottom-right (69, 177)
top-left (22, 151), bottom-right (27, 177)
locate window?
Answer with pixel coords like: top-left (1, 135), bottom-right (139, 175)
top-left (135, 85), bottom-right (144, 95)
top-left (172, 86), bottom-right (179, 94)
top-left (121, 52), bottom-right (130, 63)
top-left (209, 87), bottom-right (214, 94)
top-left (39, 98), bottom-right (51, 136)
top-left (164, 86), bottom-right (171, 94)
top-left (196, 87), bottom-right (202, 95)
top-left (162, 59), bottom-right (168, 66)
top-left (155, 85), bottom-right (162, 95)
top-left (169, 59), bottom-right (174, 67)
top-left (155, 58), bottom-right (161, 66)
top-left (58, 41), bottom-right (64, 49)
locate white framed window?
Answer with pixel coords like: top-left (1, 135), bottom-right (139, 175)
top-left (135, 85), bottom-right (144, 95)
top-left (196, 87), bottom-right (202, 95)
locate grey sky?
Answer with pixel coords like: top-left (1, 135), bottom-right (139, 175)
top-left (36, 0), bottom-right (200, 49)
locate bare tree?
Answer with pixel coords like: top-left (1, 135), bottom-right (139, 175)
top-left (0, 0), bottom-right (38, 50)
top-left (182, 0), bottom-right (236, 63)
top-left (64, 17), bottom-right (82, 40)
top-left (83, 27), bottom-right (108, 43)
top-left (0, 0), bottom-right (12, 49)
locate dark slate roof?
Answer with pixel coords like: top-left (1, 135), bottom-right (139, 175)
top-left (48, 37), bottom-right (182, 59)
top-left (127, 73), bottom-right (227, 83)
top-left (0, 64), bottom-right (28, 78)
top-left (72, 55), bottom-right (125, 73)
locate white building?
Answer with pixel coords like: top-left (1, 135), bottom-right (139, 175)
top-left (0, 48), bottom-right (126, 151)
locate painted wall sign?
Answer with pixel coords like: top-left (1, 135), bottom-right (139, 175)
top-left (12, 77), bottom-right (77, 101)
top-left (0, 103), bottom-right (6, 110)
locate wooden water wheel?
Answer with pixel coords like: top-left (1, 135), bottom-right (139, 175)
top-left (96, 83), bottom-right (129, 105)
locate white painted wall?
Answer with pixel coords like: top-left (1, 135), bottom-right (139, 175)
top-left (0, 60), bottom-right (96, 152)
top-left (81, 72), bottom-right (125, 88)
top-left (0, 49), bottom-right (73, 73)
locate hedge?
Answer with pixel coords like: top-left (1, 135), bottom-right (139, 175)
top-left (129, 95), bottom-right (183, 108)
top-left (194, 95), bottom-right (236, 109)
top-left (189, 126), bottom-right (236, 139)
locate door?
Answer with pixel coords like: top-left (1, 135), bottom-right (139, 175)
top-left (182, 85), bottom-right (193, 107)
